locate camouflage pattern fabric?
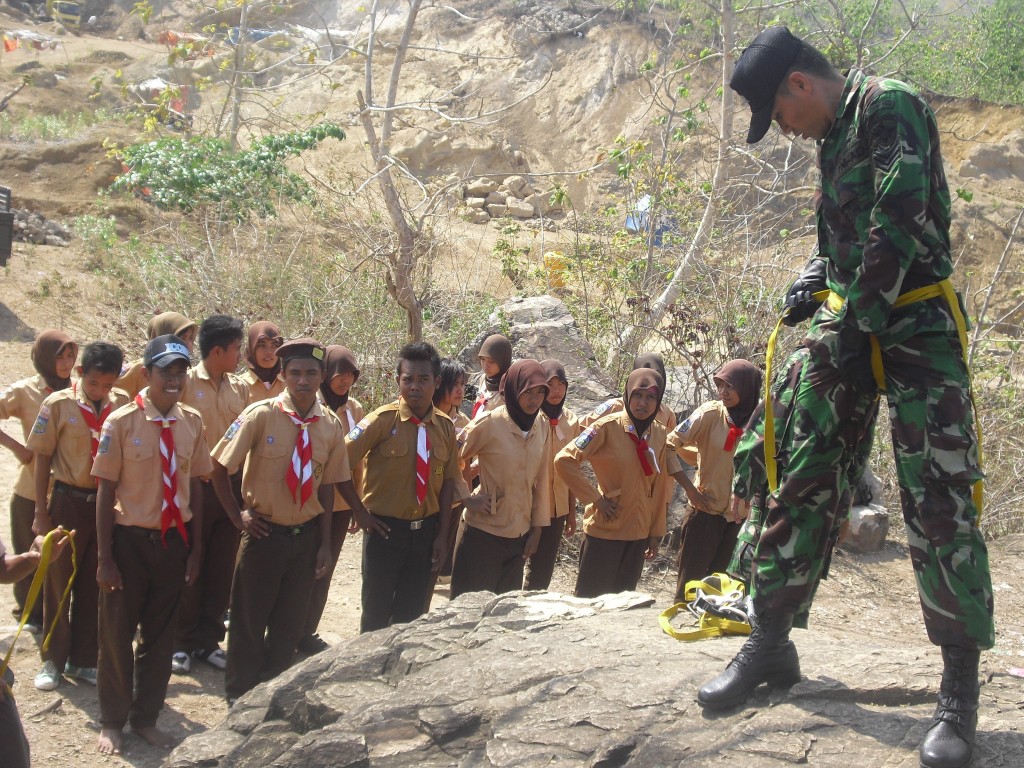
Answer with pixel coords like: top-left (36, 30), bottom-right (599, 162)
top-left (729, 71), bottom-right (994, 650)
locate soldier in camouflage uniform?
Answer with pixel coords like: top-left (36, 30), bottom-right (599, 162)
top-left (699, 27), bottom-right (993, 768)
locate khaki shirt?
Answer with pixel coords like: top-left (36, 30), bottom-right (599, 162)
top-left (0, 375), bottom-right (55, 501)
top-left (115, 359), bottom-right (146, 400)
top-left (213, 392), bottom-right (350, 526)
top-left (545, 408), bottom-right (581, 519)
top-left (471, 388), bottom-right (504, 420)
top-left (323, 395), bottom-right (364, 512)
top-left (92, 392), bottom-right (213, 529)
top-left (667, 400), bottom-right (737, 517)
top-left (27, 384), bottom-right (129, 489)
top-left (182, 361), bottom-right (249, 452)
top-left (555, 412), bottom-right (676, 541)
top-left (580, 397), bottom-right (677, 432)
top-left (347, 399), bottom-right (459, 521)
top-left (445, 406), bottom-right (472, 503)
top-left (460, 407), bottom-right (551, 538)
top-left (241, 368), bottom-right (285, 405)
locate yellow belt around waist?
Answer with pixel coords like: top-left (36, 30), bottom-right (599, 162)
top-left (763, 278), bottom-right (983, 521)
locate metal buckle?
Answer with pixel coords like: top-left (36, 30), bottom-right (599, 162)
top-left (290, 526), bottom-right (303, 536)
top-left (409, 519), bottom-right (423, 531)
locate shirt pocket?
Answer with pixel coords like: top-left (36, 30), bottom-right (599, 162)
top-left (375, 435), bottom-right (408, 460)
top-left (126, 441), bottom-right (155, 465)
top-left (254, 440), bottom-right (292, 481)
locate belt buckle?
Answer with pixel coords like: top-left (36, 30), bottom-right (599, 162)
top-left (410, 519), bottom-right (423, 531)
top-left (290, 525), bottom-right (303, 536)
top-left (86, 493), bottom-right (97, 503)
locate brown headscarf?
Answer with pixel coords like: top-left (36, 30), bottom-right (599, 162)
top-left (624, 368), bottom-right (664, 438)
top-left (31, 330), bottom-right (77, 392)
top-left (632, 352), bottom-right (667, 388)
top-left (714, 359), bottom-right (762, 429)
top-left (539, 358), bottom-right (568, 422)
top-left (246, 321), bottom-right (284, 384)
top-left (320, 345), bottom-right (360, 412)
top-left (147, 311), bottom-right (196, 340)
top-left (501, 359), bottom-right (549, 432)
top-left (479, 333), bottom-right (513, 392)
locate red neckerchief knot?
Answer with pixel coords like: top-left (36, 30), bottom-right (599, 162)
top-left (409, 414), bottom-right (431, 506)
top-left (135, 394), bottom-right (187, 548)
top-left (627, 432), bottom-right (655, 476)
top-left (724, 413), bottom-right (743, 451)
top-left (279, 398), bottom-right (319, 507)
top-left (75, 383), bottom-right (112, 484)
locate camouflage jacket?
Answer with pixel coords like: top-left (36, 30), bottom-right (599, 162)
top-left (817, 70), bottom-right (953, 336)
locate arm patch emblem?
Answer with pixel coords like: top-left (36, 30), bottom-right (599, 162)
top-left (575, 427), bottom-right (597, 450)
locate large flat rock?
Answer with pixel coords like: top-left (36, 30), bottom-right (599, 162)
top-left (165, 591), bottom-right (1022, 767)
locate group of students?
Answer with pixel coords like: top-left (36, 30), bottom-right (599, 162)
top-left (0, 312), bottom-right (763, 762)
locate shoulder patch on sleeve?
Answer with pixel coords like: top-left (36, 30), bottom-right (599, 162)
top-left (223, 417), bottom-right (243, 441)
top-left (346, 417), bottom-right (370, 442)
top-left (575, 426), bottom-right (597, 450)
top-left (98, 422), bottom-right (114, 455)
top-left (32, 404), bottom-right (50, 434)
top-left (676, 418), bottom-right (692, 434)
top-left (870, 112), bottom-right (906, 174)
top-left (594, 399), bottom-right (614, 417)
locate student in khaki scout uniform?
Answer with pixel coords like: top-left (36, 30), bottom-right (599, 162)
top-left (1, 528), bottom-right (72, 768)
top-left (424, 358), bottom-right (470, 607)
top-left (211, 339), bottom-right (361, 703)
top-left (241, 321), bottom-right (285, 405)
top-left (556, 369), bottom-right (677, 598)
top-left (669, 359), bottom-right (762, 601)
top-left (523, 359), bottom-right (581, 591)
top-left (27, 342), bottom-right (127, 691)
top-left (297, 345), bottom-right (365, 655)
top-left (470, 333), bottom-right (512, 419)
top-left (0, 329), bottom-right (78, 629)
top-left (92, 335), bottom-right (212, 756)
top-left (172, 315), bottom-right (249, 674)
top-left (580, 352), bottom-right (677, 431)
top-left (116, 313), bottom-right (197, 400)
top-left (451, 359), bottom-right (551, 598)
top-left (346, 342), bottom-right (459, 633)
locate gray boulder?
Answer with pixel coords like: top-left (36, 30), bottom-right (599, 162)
top-left (165, 589), bottom-right (1019, 768)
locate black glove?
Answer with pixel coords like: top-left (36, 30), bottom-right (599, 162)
top-left (781, 256), bottom-right (828, 327)
top-left (836, 324), bottom-right (878, 397)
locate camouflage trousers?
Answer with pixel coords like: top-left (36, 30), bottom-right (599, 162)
top-left (732, 317), bottom-right (994, 650)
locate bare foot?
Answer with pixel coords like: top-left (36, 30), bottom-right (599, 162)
top-left (133, 724), bottom-right (178, 749)
top-left (98, 727), bottom-right (123, 755)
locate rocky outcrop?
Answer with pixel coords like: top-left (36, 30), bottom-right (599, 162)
top-left (459, 295), bottom-right (616, 413)
top-left (455, 174), bottom-right (564, 224)
top-left (165, 589), bottom-right (1021, 768)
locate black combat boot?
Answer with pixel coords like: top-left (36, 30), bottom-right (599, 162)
top-left (919, 645), bottom-right (981, 768)
top-left (697, 609), bottom-right (801, 710)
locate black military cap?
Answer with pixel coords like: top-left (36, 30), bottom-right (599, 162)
top-left (276, 337), bottom-right (326, 366)
top-left (143, 334), bottom-right (192, 368)
top-left (730, 26), bottom-right (803, 144)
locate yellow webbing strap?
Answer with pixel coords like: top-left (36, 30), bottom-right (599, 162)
top-left (0, 529), bottom-right (77, 700)
top-left (659, 574), bottom-right (752, 641)
top-left (764, 279), bottom-right (983, 520)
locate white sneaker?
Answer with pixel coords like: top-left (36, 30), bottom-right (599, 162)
top-left (195, 648), bottom-right (227, 670)
top-left (171, 651), bottom-right (191, 674)
top-left (34, 660), bottom-right (60, 691)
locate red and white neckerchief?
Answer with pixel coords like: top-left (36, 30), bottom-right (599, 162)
top-left (278, 398), bottom-right (319, 508)
top-left (74, 383), bottom-right (112, 484)
top-left (135, 394), bottom-right (188, 547)
top-left (408, 414), bottom-right (431, 506)
top-left (471, 391), bottom-right (489, 419)
top-left (626, 424), bottom-right (659, 476)
top-left (723, 412), bottom-right (743, 452)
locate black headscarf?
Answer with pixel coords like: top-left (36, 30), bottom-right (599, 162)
top-left (501, 359), bottom-right (549, 432)
top-left (320, 345), bottom-right (360, 412)
top-left (624, 368), bottom-right (664, 438)
top-left (714, 359), bottom-right (762, 429)
top-left (479, 333), bottom-right (513, 392)
top-left (539, 358), bottom-right (568, 422)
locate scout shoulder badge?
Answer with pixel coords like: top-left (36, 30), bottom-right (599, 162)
top-left (575, 426), bottom-right (597, 450)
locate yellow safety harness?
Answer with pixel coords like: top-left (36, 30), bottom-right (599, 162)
top-left (762, 278), bottom-right (983, 520)
top-left (0, 529), bottom-right (77, 700)
top-left (659, 573), bottom-right (752, 641)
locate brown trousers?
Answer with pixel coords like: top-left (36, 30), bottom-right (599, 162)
top-left (42, 489), bottom-right (99, 670)
top-left (574, 535), bottom-right (648, 598)
top-left (225, 522), bottom-right (319, 699)
top-left (301, 509), bottom-right (351, 638)
top-left (523, 514), bottom-right (567, 591)
top-left (176, 477), bottom-right (242, 654)
top-left (9, 494), bottom-right (41, 626)
top-left (673, 507), bottom-right (741, 602)
top-left (450, 524), bottom-right (529, 599)
top-left (98, 525), bottom-right (187, 730)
